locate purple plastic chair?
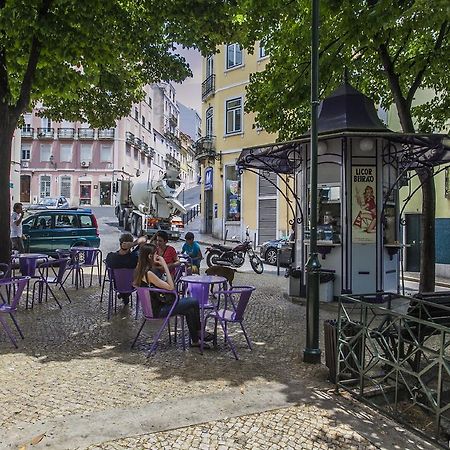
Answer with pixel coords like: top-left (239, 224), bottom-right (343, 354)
top-left (0, 277), bottom-right (29, 348)
top-left (108, 268), bottom-right (136, 320)
top-left (132, 287), bottom-right (185, 355)
top-left (79, 248), bottom-right (102, 287)
top-left (32, 258), bottom-right (71, 307)
top-left (205, 285), bottom-right (256, 360)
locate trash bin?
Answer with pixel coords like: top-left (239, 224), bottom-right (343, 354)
top-left (324, 319), bottom-right (363, 384)
top-left (319, 271), bottom-right (335, 302)
top-left (287, 267), bottom-right (305, 297)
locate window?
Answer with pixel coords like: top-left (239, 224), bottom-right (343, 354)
top-left (79, 215), bottom-right (93, 228)
top-left (21, 144), bottom-right (31, 160)
top-left (148, 97), bottom-right (152, 107)
top-left (142, 116), bottom-right (146, 127)
top-left (100, 144), bottom-right (112, 162)
top-left (40, 175), bottom-right (51, 198)
top-left (226, 44), bottom-right (242, 69)
top-left (60, 175), bottom-right (71, 198)
top-left (79, 182), bottom-right (92, 205)
top-left (60, 144), bottom-right (72, 162)
top-left (206, 55), bottom-right (214, 78)
top-left (55, 214), bottom-right (75, 228)
top-left (259, 45), bottom-right (267, 59)
top-left (205, 107), bottom-right (214, 137)
top-left (32, 214), bottom-right (52, 229)
top-left (80, 143), bottom-right (92, 162)
top-left (40, 144), bottom-right (51, 162)
top-left (41, 116), bottom-right (51, 130)
top-left (225, 98), bottom-right (242, 134)
top-left (134, 107), bottom-right (139, 121)
top-left (225, 166), bottom-right (241, 222)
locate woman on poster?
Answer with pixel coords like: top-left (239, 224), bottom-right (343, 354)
top-left (353, 185), bottom-right (376, 233)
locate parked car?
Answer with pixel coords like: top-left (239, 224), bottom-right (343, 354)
top-left (27, 196), bottom-right (70, 211)
top-left (22, 209), bottom-right (100, 255)
top-left (260, 237), bottom-right (293, 266)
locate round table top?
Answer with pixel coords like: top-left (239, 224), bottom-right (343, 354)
top-left (180, 275), bottom-right (227, 284)
top-left (70, 246), bottom-right (95, 252)
top-left (17, 253), bottom-right (48, 259)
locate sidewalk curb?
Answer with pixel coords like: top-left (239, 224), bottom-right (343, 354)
top-left (403, 276), bottom-right (450, 289)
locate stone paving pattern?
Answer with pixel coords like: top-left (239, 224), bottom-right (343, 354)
top-left (87, 405), bottom-right (376, 450)
top-left (0, 267), bottom-right (431, 449)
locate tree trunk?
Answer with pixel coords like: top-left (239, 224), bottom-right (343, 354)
top-left (0, 109), bottom-right (15, 265)
top-left (416, 167), bottom-right (436, 292)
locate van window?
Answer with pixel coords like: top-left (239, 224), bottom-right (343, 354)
top-left (79, 215), bottom-right (93, 228)
top-left (32, 215), bottom-right (52, 229)
top-left (55, 214), bottom-right (76, 228)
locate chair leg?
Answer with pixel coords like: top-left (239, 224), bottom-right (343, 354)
top-left (174, 316), bottom-right (178, 343)
top-left (59, 283), bottom-right (71, 303)
top-left (181, 316), bottom-right (186, 351)
top-left (148, 316), bottom-right (172, 356)
top-left (135, 295), bottom-right (139, 320)
top-left (0, 316), bottom-right (18, 348)
top-left (44, 282), bottom-right (62, 309)
top-left (100, 269), bottom-right (108, 303)
top-left (107, 285), bottom-right (113, 320)
top-left (89, 266), bottom-right (94, 287)
top-left (9, 313), bottom-right (24, 339)
top-left (131, 319), bottom-right (146, 348)
top-left (240, 321), bottom-right (252, 350)
top-left (168, 320), bottom-right (172, 345)
top-left (218, 319), bottom-right (239, 360)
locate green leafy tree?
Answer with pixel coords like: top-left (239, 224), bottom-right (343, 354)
top-left (0, 0), bottom-right (238, 263)
top-left (241, 0), bottom-right (450, 292)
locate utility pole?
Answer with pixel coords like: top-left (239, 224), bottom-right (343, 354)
top-left (304, 0), bottom-right (321, 364)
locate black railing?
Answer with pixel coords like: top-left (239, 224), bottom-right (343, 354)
top-left (57, 127), bottom-right (75, 139)
top-left (194, 135), bottom-right (216, 160)
top-left (182, 204), bottom-right (200, 225)
top-left (201, 74), bottom-right (215, 101)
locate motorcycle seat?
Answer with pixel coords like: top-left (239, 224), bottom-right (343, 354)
top-left (212, 244), bottom-right (233, 252)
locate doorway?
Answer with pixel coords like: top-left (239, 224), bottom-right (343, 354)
top-left (405, 213), bottom-right (421, 272)
top-left (80, 182), bottom-right (92, 205)
top-left (20, 175), bottom-right (31, 203)
top-left (204, 190), bottom-right (213, 234)
top-left (100, 182), bottom-right (112, 206)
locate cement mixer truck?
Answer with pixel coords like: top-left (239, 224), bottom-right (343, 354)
top-left (114, 168), bottom-right (187, 240)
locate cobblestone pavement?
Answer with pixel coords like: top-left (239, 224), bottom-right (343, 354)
top-left (87, 405), bottom-right (377, 450)
top-left (0, 267), bottom-right (433, 449)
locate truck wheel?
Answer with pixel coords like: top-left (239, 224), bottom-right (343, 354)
top-left (136, 217), bottom-right (142, 236)
top-left (118, 210), bottom-right (124, 227)
top-left (131, 215), bottom-right (137, 236)
top-left (124, 211), bottom-right (131, 231)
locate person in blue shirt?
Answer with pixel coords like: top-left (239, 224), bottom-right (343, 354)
top-left (181, 232), bottom-right (203, 273)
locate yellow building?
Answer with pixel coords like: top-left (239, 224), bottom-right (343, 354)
top-left (196, 43), bottom-right (293, 243)
top-left (389, 90), bottom-right (450, 275)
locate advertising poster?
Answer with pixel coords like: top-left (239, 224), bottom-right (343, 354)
top-left (352, 166), bottom-right (376, 243)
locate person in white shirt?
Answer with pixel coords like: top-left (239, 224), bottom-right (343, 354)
top-left (10, 202), bottom-right (25, 253)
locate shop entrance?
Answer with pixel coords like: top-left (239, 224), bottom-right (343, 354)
top-left (20, 175), bottom-right (31, 203)
top-left (100, 182), bottom-right (112, 206)
top-left (80, 182), bottom-right (92, 205)
top-left (204, 190), bottom-right (213, 234)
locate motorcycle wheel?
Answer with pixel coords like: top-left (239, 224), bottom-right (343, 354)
top-left (206, 250), bottom-right (221, 267)
top-left (250, 254), bottom-right (264, 274)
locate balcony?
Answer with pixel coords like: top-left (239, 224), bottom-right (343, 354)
top-left (165, 153), bottom-right (181, 170)
top-left (78, 128), bottom-right (95, 139)
top-left (57, 127), bottom-right (75, 139)
top-left (141, 142), bottom-right (150, 154)
top-left (125, 131), bottom-right (135, 144)
top-left (169, 113), bottom-right (178, 127)
top-left (134, 137), bottom-right (142, 149)
top-left (37, 127), bottom-right (55, 139)
top-left (21, 127), bottom-right (34, 139)
top-left (164, 130), bottom-right (181, 148)
top-left (194, 135), bottom-right (217, 160)
top-left (98, 128), bottom-right (115, 139)
top-left (201, 74), bottom-right (216, 101)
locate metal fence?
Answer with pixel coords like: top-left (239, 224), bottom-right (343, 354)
top-left (337, 293), bottom-right (450, 446)
top-left (182, 205), bottom-right (200, 225)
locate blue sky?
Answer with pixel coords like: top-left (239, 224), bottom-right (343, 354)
top-left (174, 47), bottom-right (202, 114)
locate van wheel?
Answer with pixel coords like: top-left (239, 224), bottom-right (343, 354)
top-left (124, 211), bottom-right (131, 231)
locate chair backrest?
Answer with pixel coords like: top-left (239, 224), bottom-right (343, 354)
top-left (81, 248), bottom-right (99, 265)
top-left (173, 263), bottom-right (187, 283)
top-left (111, 268), bottom-right (135, 294)
top-left (38, 258), bottom-right (70, 283)
top-left (221, 286), bottom-right (255, 321)
top-left (0, 277), bottom-right (30, 310)
top-left (0, 263), bottom-right (11, 279)
top-left (136, 286), bottom-right (178, 319)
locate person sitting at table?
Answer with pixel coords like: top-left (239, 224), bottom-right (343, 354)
top-left (181, 232), bottom-right (203, 274)
top-left (105, 233), bottom-right (146, 305)
top-left (154, 230), bottom-right (180, 277)
top-left (133, 243), bottom-right (213, 348)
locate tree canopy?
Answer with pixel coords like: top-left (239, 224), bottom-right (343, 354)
top-left (241, 0), bottom-right (450, 138)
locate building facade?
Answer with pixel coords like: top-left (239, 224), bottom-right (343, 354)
top-left (18, 82), bottom-right (198, 207)
top-left (196, 43), bottom-right (293, 242)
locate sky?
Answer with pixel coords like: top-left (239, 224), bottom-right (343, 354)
top-left (173, 47), bottom-right (203, 114)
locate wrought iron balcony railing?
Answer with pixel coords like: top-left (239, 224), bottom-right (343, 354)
top-left (164, 130), bottom-right (181, 148)
top-left (21, 127), bottom-right (34, 138)
top-left (57, 128), bottom-right (75, 139)
top-left (125, 131), bottom-right (135, 144)
top-left (98, 129), bottom-right (115, 139)
top-left (194, 135), bottom-right (217, 160)
top-left (37, 127), bottom-right (55, 139)
top-left (78, 128), bottom-right (95, 139)
top-left (201, 74), bottom-right (216, 101)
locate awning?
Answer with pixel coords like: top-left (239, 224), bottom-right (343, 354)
top-left (237, 132), bottom-right (450, 173)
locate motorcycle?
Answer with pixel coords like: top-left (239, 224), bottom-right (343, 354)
top-left (205, 228), bottom-right (264, 274)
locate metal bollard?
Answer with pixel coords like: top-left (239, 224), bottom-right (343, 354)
top-left (277, 247), bottom-right (281, 276)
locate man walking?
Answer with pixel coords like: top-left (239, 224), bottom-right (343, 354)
top-left (11, 202), bottom-right (25, 253)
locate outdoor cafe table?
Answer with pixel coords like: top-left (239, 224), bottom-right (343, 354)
top-left (180, 275), bottom-right (227, 353)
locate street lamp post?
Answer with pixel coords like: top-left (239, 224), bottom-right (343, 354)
top-left (304, 0), bottom-right (322, 364)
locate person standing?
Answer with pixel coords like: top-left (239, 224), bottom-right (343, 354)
top-left (11, 202), bottom-right (25, 253)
